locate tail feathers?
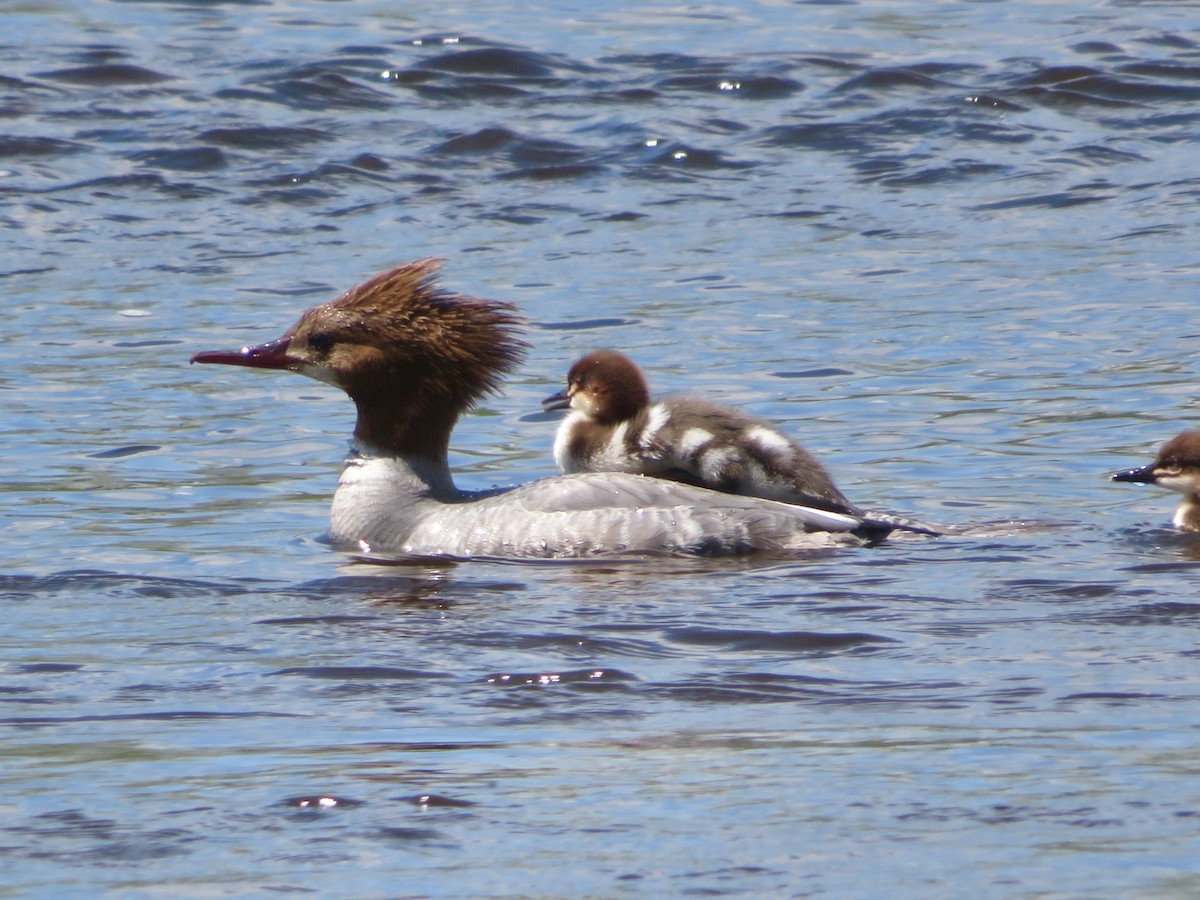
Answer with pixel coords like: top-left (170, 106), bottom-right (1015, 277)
top-left (855, 509), bottom-right (944, 539)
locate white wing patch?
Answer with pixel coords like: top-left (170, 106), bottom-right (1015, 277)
top-left (639, 402), bottom-right (672, 450)
top-left (697, 445), bottom-right (738, 482)
top-left (595, 421), bottom-right (633, 470)
top-left (742, 459), bottom-right (773, 492)
top-left (745, 425), bottom-right (793, 459)
top-left (678, 427), bottom-right (715, 458)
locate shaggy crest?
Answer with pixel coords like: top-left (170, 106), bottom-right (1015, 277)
top-left (297, 258), bottom-right (528, 411)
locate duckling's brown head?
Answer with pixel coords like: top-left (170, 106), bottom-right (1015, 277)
top-left (543, 349), bottom-right (650, 425)
top-left (1112, 430), bottom-right (1200, 496)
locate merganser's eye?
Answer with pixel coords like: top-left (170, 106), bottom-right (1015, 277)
top-left (308, 332), bottom-right (334, 354)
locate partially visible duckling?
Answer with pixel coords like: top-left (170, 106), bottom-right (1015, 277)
top-left (1112, 431), bottom-right (1200, 531)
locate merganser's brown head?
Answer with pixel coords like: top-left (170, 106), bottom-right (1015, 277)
top-left (542, 349), bottom-right (650, 425)
top-left (192, 258), bottom-right (527, 457)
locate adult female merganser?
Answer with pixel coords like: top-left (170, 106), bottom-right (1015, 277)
top-left (192, 259), bottom-right (893, 559)
top-left (1112, 431), bottom-right (1200, 532)
top-left (543, 349), bottom-right (940, 536)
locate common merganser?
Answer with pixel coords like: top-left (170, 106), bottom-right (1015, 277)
top-left (191, 259), bottom-right (893, 559)
top-left (543, 349), bottom-right (940, 537)
top-left (1112, 431), bottom-right (1200, 532)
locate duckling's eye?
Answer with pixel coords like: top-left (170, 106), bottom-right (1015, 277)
top-left (307, 332), bottom-right (335, 354)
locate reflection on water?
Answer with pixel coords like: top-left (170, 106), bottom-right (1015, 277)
top-left (4, 0), bottom-right (1200, 895)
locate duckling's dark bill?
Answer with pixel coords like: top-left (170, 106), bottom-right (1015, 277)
top-left (1111, 465), bottom-right (1156, 484)
top-left (541, 388), bottom-right (571, 412)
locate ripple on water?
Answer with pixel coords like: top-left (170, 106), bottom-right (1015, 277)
top-left (224, 68), bottom-right (395, 112)
top-left (0, 569), bottom-right (263, 601)
top-left (37, 63), bottom-right (176, 86)
top-left (127, 146), bottom-right (229, 172)
top-left (663, 625), bottom-right (898, 653)
top-left (0, 136), bottom-right (86, 158)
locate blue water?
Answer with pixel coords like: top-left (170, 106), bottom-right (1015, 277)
top-left (4, 0), bottom-right (1200, 896)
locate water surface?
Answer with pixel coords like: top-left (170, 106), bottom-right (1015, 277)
top-left (3, 0), bottom-right (1200, 896)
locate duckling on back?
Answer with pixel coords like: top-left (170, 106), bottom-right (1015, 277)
top-left (544, 349), bottom-right (940, 537)
top-left (544, 349), bottom-right (854, 514)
